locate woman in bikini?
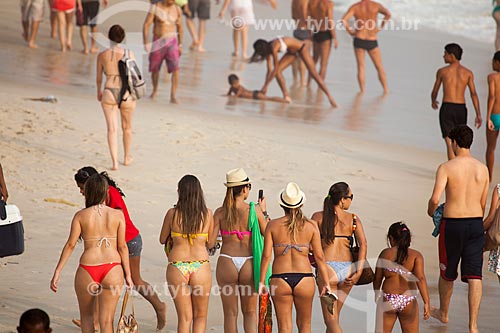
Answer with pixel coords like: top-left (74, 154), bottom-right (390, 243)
top-left (373, 222), bottom-right (430, 333)
top-left (249, 37), bottom-right (337, 107)
top-left (51, 0), bottom-right (79, 51)
top-left (311, 182), bottom-right (368, 333)
top-left (159, 174), bottom-right (215, 333)
top-left (72, 167), bottom-right (166, 331)
top-left (212, 168), bottom-right (268, 333)
top-left (259, 182), bottom-right (331, 333)
top-left (96, 24), bottom-right (136, 171)
top-left (50, 173), bottom-right (133, 333)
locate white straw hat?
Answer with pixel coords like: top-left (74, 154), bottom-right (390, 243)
top-left (278, 182), bottom-right (306, 208)
top-left (224, 168), bottom-right (251, 187)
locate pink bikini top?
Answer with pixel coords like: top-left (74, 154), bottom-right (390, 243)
top-left (220, 229), bottom-right (251, 240)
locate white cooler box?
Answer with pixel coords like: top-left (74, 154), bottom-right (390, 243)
top-left (0, 204), bottom-right (24, 258)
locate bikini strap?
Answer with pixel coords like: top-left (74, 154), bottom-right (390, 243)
top-left (221, 229), bottom-right (251, 240)
top-left (274, 243), bottom-right (309, 255)
top-left (83, 236), bottom-right (117, 248)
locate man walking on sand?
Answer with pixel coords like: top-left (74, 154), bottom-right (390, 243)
top-left (431, 43), bottom-right (482, 160)
top-left (341, 0), bottom-right (390, 94)
top-left (427, 125), bottom-right (488, 333)
top-left (20, 0), bottom-right (44, 48)
top-left (77, 0), bottom-right (108, 54)
top-left (185, 0), bottom-right (210, 52)
top-left (143, 0), bottom-right (183, 103)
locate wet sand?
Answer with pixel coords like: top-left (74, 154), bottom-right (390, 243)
top-left (1, 0), bottom-right (499, 332)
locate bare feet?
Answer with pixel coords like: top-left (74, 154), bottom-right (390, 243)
top-left (66, 43), bottom-right (72, 51)
top-left (170, 97), bottom-right (179, 104)
top-left (197, 46), bottom-right (206, 52)
top-left (90, 47), bottom-right (99, 53)
top-left (28, 42), bottom-right (38, 49)
top-left (82, 48), bottom-right (89, 54)
top-left (430, 307), bottom-right (449, 324)
top-left (189, 42), bottom-right (199, 50)
top-left (111, 163), bottom-right (119, 171)
top-left (22, 32), bottom-right (28, 42)
top-left (124, 156), bottom-right (134, 166)
top-left (285, 96), bottom-right (292, 103)
top-left (150, 91), bottom-right (158, 100)
top-left (61, 45), bottom-right (67, 52)
top-left (232, 51), bottom-right (238, 57)
top-left (156, 302), bottom-right (167, 330)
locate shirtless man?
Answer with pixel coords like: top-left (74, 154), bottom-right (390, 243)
top-left (427, 125), bottom-right (488, 333)
top-left (341, 0), bottom-right (390, 94)
top-left (143, 0), bottom-right (183, 103)
top-left (486, 51), bottom-right (500, 181)
top-left (227, 74), bottom-right (289, 103)
top-left (309, 0), bottom-right (338, 81)
top-left (291, 0), bottom-right (311, 86)
top-left (431, 43), bottom-right (481, 160)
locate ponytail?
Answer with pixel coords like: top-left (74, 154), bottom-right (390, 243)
top-left (321, 182), bottom-right (350, 244)
top-left (388, 222), bottom-right (412, 265)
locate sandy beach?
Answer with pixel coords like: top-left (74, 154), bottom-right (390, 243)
top-left (1, 0), bottom-right (500, 332)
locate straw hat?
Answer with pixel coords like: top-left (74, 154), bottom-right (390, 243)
top-left (224, 168), bottom-right (251, 187)
top-left (278, 182), bottom-right (306, 208)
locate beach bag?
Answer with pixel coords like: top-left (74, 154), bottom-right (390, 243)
top-left (118, 49), bottom-right (146, 104)
top-left (485, 185), bottom-right (500, 251)
top-left (0, 200), bottom-right (24, 258)
top-left (350, 215), bottom-right (374, 285)
top-left (116, 290), bottom-right (138, 333)
top-left (250, 202), bottom-right (271, 292)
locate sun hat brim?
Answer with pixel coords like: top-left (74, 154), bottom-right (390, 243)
top-left (278, 190), bottom-right (306, 208)
top-left (224, 178), bottom-right (251, 187)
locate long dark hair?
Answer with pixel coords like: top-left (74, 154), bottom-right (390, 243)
top-left (388, 222), bottom-right (412, 265)
top-left (84, 174), bottom-right (108, 208)
top-left (321, 182), bottom-right (350, 245)
top-left (249, 39), bottom-right (273, 63)
top-left (222, 185), bottom-right (246, 231)
top-left (74, 166), bottom-right (125, 197)
top-left (174, 175), bottom-right (208, 237)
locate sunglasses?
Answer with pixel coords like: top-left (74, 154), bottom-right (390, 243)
top-left (247, 184), bottom-right (252, 190)
top-left (343, 194), bottom-right (354, 200)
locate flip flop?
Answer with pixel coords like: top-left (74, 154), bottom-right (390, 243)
top-left (320, 292), bottom-right (338, 315)
top-left (71, 319), bottom-right (81, 328)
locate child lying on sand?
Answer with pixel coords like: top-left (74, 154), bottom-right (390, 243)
top-left (227, 74), bottom-right (290, 103)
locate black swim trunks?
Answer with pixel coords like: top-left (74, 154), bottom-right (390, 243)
top-left (439, 102), bottom-right (467, 138)
top-left (353, 37), bottom-right (378, 51)
top-left (293, 29), bottom-right (311, 41)
top-left (77, 0), bottom-right (99, 27)
top-left (439, 217), bottom-right (484, 282)
top-left (252, 90), bottom-right (259, 100)
top-left (313, 30), bottom-right (333, 43)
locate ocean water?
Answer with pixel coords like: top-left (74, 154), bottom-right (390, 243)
top-left (336, 0), bottom-right (495, 45)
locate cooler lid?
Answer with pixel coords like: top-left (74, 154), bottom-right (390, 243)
top-left (0, 204), bottom-right (23, 226)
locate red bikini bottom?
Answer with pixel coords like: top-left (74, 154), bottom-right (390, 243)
top-left (79, 262), bottom-right (121, 284)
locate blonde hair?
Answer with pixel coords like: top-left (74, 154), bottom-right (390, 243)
top-left (283, 207), bottom-right (307, 243)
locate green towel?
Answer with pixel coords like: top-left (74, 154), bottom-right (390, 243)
top-left (249, 202), bottom-right (271, 292)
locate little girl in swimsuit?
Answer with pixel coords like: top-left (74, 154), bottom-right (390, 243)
top-left (373, 222), bottom-right (430, 333)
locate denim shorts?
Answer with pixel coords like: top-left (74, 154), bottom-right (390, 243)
top-left (127, 234), bottom-right (143, 257)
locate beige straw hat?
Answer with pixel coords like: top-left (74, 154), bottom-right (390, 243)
top-left (224, 168), bottom-right (251, 187)
top-left (278, 182), bottom-right (306, 208)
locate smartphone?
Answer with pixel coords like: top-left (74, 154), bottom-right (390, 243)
top-left (258, 189), bottom-right (264, 200)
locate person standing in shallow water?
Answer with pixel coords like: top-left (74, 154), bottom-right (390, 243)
top-left (486, 51), bottom-right (500, 181)
top-left (143, 0), bottom-right (183, 103)
top-left (430, 43), bottom-right (481, 160)
top-left (341, 0), bottom-right (390, 94)
top-left (96, 25), bottom-right (136, 170)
